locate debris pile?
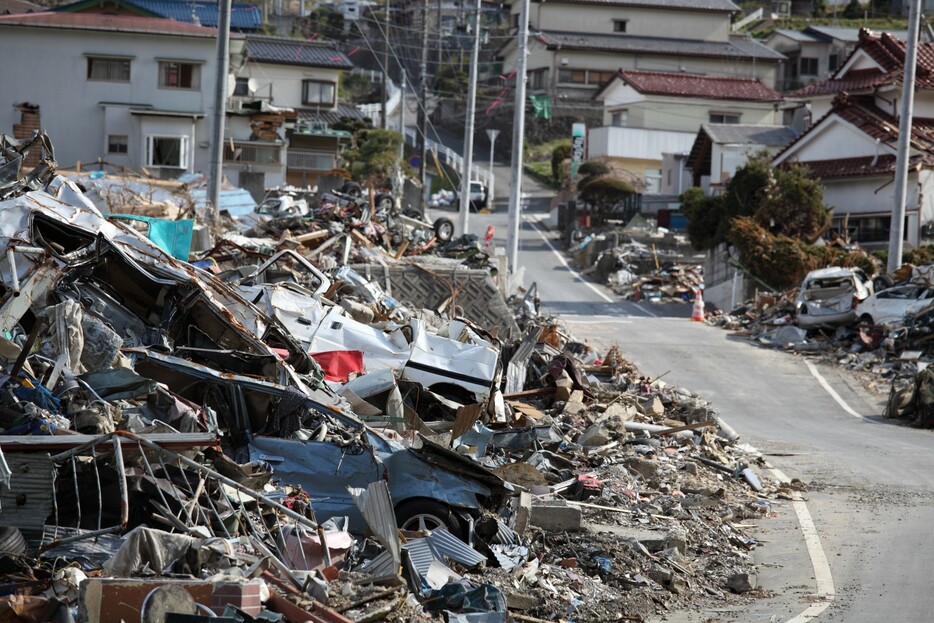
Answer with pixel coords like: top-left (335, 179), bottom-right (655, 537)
top-left (0, 133), bottom-right (782, 623)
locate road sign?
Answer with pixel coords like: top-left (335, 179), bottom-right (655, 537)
top-left (571, 123), bottom-right (586, 177)
top-left (408, 156), bottom-right (421, 169)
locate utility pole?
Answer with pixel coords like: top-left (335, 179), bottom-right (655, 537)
top-left (888, 0), bottom-right (922, 272)
top-left (418, 0), bottom-right (429, 211)
top-left (507, 0), bottom-right (529, 273)
top-left (394, 71), bottom-right (407, 208)
top-left (458, 0), bottom-right (481, 236)
top-left (381, 0), bottom-right (390, 129)
top-left (437, 0), bottom-right (443, 70)
top-left (207, 0), bottom-right (232, 224)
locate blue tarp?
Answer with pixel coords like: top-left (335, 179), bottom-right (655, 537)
top-left (108, 214), bottom-right (194, 260)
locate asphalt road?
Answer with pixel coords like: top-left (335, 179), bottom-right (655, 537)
top-left (431, 175), bottom-right (934, 622)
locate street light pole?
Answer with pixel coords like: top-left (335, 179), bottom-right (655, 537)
top-left (506, 0), bottom-right (529, 273)
top-left (486, 128), bottom-right (499, 205)
top-left (458, 0), bottom-right (481, 236)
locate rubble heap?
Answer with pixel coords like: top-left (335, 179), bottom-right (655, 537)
top-left (0, 133), bottom-right (786, 623)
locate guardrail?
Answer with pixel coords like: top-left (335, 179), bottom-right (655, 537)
top-left (732, 7), bottom-right (762, 32)
top-left (403, 127), bottom-right (493, 188)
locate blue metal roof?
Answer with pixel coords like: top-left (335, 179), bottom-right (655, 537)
top-left (127, 0), bottom-right (261, 30)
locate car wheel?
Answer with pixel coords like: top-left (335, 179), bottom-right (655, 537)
top-left (375, 193), bottom-right (394, 212)
top-left (858, 314), bottom-right (874, 325)
top-left (396, 499), bottom-right (464, 538)
top-left (340, 181), bottom-right (363, 198)
top-left (433, 217), bottom-right (455, 242)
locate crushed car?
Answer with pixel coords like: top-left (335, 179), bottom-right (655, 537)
top-left (795, 266), bottom-right (873, 329)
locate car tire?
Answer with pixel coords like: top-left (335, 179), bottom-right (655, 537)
top-left (340, 181), bottom-right (363, 198)
top-left (375, 193), bottom-right (394, 212)
top-left (395, 499), bottom-right (464, 539)
top-left (0, 527), bottom-right (26, 557)
top-left (433, 217), bottom-right (455, 242)
top-left (858, 314), bottom-right (875, 325)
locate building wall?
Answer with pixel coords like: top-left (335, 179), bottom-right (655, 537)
top-left (600, 86), bottom-right (778, 131)
top-left (0, 25), bottom-right (217, 173)
top-left (590, 126), bottom-right (696, 161)
top-left (522, 3), bottom-right (730, 42)
top-left (517, 46), bottom-right (779, 96)
top-left (823, 174), bottom-right (920, 246)
top-left (781, 119), bottom-right (887, 161)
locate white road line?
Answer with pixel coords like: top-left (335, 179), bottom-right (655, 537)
top-left (804, 360), bottom-right (873, 422)
top-left (562, 318), bottom-right (634, 324)
top-left (769, 466), bottom-right (836, 622)
top-left (523, 216), bottom-right (660, 318)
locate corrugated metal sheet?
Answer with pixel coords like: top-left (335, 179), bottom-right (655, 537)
top-left (348, 481), bottom-right (400, 567)
top-left (0, 454), bottom-right (54, 542)
top-left (39, 526), bottom-right (123, 564)
top-left (190, 188), bottom-right (257, 217)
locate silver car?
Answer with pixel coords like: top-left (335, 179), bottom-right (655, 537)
top-left (795, 267), bottom-right (874, 329)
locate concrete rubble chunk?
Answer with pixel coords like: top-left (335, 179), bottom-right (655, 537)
top-left (529, 500), bottom-right (583, 531)
top-left (725, 572), bottom-right (756, 594)
top-left (578, 423), bottom-right (611, 447)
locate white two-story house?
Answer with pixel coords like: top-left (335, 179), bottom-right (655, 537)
top-left (590, 69), bottom-right (783, 192)
top-left (0, 12), bottom-right (234, 178)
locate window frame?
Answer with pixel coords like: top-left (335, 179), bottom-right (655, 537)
top-left (800, 57), bottom-right (819, 76)
top-left (612, 19), bottom-right (627, 33)
top-left (145, 135), bottom-right (190, 169)
top-left (301, 80), bottom-right (337, 106)
top-left (87, 56), bottom-right (131, 83)
top-left (610, 110), bottom-right (628, 127)
top-left (709, 112), bottom-right (741, 124)
top-left (158, 61), bottom-right (201, 90)
top-left (107, 134), bottom-right (129, 155)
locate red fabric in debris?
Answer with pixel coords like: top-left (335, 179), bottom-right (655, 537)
top-left (311, 350), bottom-right (365, 382)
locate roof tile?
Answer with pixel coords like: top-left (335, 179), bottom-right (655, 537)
top-left (246, 36), bottom-right (354, 69)
top-left (618, 69), bottom-right (781, 101)
top-left (0, 11), bottom-right (219, 35)
top-left (536, 30), bottom-right (785, 61)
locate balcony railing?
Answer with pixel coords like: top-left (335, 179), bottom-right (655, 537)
top-left (224, 141), bottom-right (282, 165)
top-left (287, 150), bottom-right (336, 171)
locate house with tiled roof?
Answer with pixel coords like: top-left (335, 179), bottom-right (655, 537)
top-left (496, 0), bottom-right (785, 123)
top-left (589, 69), bottom-right (783, 193)
top-left (766, 26), bottom-right (910, 92)
top-left (54, 0), bottom-right (261, 31)
top-left (232, 35), bottom-right (360, 188)
top-left (774, 93), bottom-right (934, 247)
top-left (773, 29), bottom-right (934, 246)
top-left (0, 12), bottom-right (236, 178)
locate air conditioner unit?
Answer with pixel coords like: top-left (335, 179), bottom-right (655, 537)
top-left (560, 57), bottom-right (569, 66)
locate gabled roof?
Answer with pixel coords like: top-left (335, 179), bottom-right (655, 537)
top-left (792, 29), bottom-right (934, 97)
top-left (611, 69), bottom-right (781, 101)
top-left (526, 0), bottom-right (739, 11)
top-left (0, 11), bottom-right (220, 36)
top-left (686, 123), bottom-right (796, 178)
top-left (531, 30), bottom-right (785, 61)
top-left (774, 93), bottom-right (934, 178)
top-left (54, 0), bottom-right (261, 30)
top-left (245, 36), bottom-right (354, 70)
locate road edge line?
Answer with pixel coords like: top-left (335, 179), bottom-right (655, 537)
top-left (524, 216), bottom-right (660, 317)
top-left (768, 466), bottom-right (836, 622)
top-left (804, 360), bottom-right (874, 422)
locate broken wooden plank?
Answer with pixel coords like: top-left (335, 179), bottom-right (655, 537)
top-left (657, 420), bottom-right (717, 436)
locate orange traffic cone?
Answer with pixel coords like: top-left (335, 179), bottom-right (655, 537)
top-left (691, 288), bottom-right (705, 322)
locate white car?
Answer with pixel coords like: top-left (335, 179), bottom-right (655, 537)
top-left (855, 284), bottom-right (934, 325)
top-left (795, 267), bottom-right (873, 329)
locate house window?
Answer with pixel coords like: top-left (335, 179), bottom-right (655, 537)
top-left (302, 80), bottom-right (336, 106)
top-left (611, 110), bottom-right (628, 127)
top-left (709, 112), bottom-right (741, 124)
top-left (233, 77), bottom-right (251, 96)
top-left (590, 70), bottom-right (616, 85)
top-left (107, 135), bottom-right (128, 154)
top-left (800, 57), bottom-right (819, 76)
top-left (829, 53), bottom-right (840, 71)
top-left (159, 62), bottom-right (200, 89)
top-left (613, 19), bottom-right (627, 32)
top-left (529, 69), bottom-right (547, 90)
top-left (145, 136), bottom-right (189, 169)
top-left (558, 69), bottom-right (587, 84)
top-left (87, 57), bottom-right (130, 82)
